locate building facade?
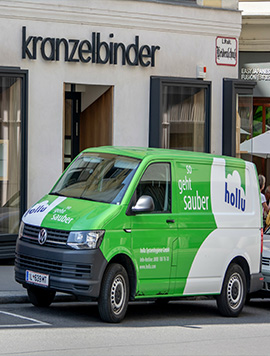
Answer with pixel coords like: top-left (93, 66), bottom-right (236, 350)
top-left (0, 0), bottom-right (242, 256)
top-left (239, 0), bottom-right (270, 183)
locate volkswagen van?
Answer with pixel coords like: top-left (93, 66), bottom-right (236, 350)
top-left (15, 146), bottom-right (263, 322)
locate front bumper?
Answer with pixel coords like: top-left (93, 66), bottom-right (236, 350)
top-left (15, 239), bottom-right (107, 299)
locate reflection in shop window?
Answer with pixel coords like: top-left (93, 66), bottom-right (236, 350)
top-left (161, 85), bottom-right (207, 152)
top-left (251, 100), bottom-right (270, 177)
top-left (253, 106), bottom-right (263, 138)
top-left (0, 77), bottom-right (21, 235)
top-left (236, 94), bottom-right (253, 160)
top-left (239, 97), bottom-right (270, 176)
top-left (266, 107), bottom-right (270, 132)
top-left (253, 104), bottom-right (270, 137)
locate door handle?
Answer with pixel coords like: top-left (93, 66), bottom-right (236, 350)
top-left (166, 219), bottom-right (175, 223)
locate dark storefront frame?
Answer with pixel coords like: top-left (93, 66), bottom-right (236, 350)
top-left (149, 76), bottom-right (211, 152)
top-left (0, 66), bottom-right (28, 259)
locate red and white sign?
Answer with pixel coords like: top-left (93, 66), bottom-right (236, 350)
top-left (216, 36), bottom-right (237, 66)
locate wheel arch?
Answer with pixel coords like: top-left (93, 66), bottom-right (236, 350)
top-left (104, 253), bottom-right (137, 301)
top-left (225, 256), bottom-right (251, 293)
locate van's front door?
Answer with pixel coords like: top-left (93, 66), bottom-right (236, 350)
top-left (130, 162), bottom-right (177, 297)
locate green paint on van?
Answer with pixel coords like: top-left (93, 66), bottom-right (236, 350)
top-left (19, 146), bottom-right (262, 308)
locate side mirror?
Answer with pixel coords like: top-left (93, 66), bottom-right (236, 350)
top-left (131, 195), bottom-right (155, 214)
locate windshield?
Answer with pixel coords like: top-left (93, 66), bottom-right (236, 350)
top-left (51, 152), bottom-right (141, 204)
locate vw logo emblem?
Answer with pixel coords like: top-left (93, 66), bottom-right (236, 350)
top-left (38, 228), bottom-right (47, 245)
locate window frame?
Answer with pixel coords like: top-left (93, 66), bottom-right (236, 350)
top-left (132, 161), bottom-right (172, 214)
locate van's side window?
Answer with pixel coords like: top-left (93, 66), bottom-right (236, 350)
top-left (135, 163), bottom-right (171, 212)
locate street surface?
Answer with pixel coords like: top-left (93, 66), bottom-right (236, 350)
top-left (1, 260), bottom-right (270, 355)
top-left (1, 298), bottom-right (270, 356)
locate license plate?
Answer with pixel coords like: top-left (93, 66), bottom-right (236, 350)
top-left (25, 270), bottom-right (49, 287)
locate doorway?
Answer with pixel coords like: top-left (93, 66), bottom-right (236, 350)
top-left (64, 84), bottom-right (113, 169)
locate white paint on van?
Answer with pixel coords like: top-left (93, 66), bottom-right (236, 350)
top-left (183, 158), bottom-right (261, 295)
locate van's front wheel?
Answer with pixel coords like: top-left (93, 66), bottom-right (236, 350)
top-left (98, 263), bottom-right (129, 323)
top-left (216, 263), bottom-right (246, 317)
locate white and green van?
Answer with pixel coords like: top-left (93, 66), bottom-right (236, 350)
top-left (15, 146), bottom-right (263, 322)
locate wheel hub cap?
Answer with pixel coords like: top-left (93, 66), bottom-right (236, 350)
top-left (227, 273), bottom-right (243, 310)
top-left (111, 275), bottom-right (126, 315)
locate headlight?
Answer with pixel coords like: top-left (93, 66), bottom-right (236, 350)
top-left (67, 230), bottom-right (105, 249)
top-left (18, 221), bottom-right (25, 239)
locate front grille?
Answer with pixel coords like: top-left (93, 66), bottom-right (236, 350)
top-left (22, 224), bottom-right (70, 248)
top-left (15, 253), bottom-right (91, 279)
top-left (262, 257), bottom-right (270, 266)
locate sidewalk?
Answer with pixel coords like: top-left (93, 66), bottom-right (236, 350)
top-left (0, 261), bottom-right (74, 304)
top-left (0, 262), bottom-right (29, 304)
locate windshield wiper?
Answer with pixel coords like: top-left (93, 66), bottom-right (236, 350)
top-left (50, 192), bottom-right (66, 197)
top-left (78, 196), bottom-right (98, 202)
top-left (50, 192), bottom-right (102, 202)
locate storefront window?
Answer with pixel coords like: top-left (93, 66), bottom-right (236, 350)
top-left (251, 99), bottom-right (270, 176)
top-left (238, 97), bottom-right (270, 178)
top-left (150, 77), bottom-right (211, 152)
top-left (253, 103), bottom-right (270, 137)
top-left (162, 86), bottom-right (206, 151)
top-left (0, 76), bottom-right (22, 235)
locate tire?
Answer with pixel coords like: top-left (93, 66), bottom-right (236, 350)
top-left (98, 263), bottom-right (129, 323)
top-left (216, 263), bottom-right (246, 317)
top-left (27, 286), bottom-right (56, 307)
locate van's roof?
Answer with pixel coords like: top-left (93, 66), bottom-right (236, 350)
top-left (82, 146), bottom-right (246, 164)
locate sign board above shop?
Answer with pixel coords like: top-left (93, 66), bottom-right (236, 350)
top-left (21, 26), bottom-right (160, 67)
top-left (241, 67), bottom-right (270, 81)
top-left (215, 36), bottom-right (237, 66)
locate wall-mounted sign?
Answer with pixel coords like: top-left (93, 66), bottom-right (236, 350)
top-left (215, 36), bottom-right (237, 66)
top-left (22, 27), bottom-right (160, 67)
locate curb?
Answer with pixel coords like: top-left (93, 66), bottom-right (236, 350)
top-left (0, 293), bottom-right (28, 304)
top-left (0, 292), bottom-right (76, 304)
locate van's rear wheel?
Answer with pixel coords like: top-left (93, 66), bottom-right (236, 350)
top-left (216, 264), bottom-right (246, 317)
top-left (27, 286), bottom-right (56, 307)
top-left (98, 263), bottom-right (129, 323)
